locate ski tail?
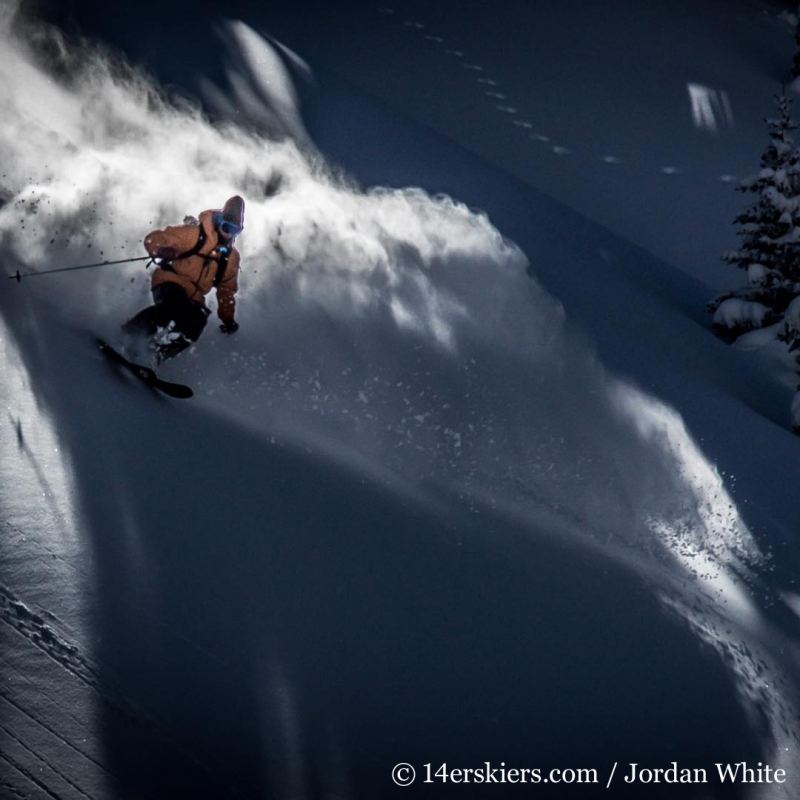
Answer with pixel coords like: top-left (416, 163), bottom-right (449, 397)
top-left (97, 339), bottom-right (194, 399)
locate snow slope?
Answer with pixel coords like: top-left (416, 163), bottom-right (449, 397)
top-left (254, 0), bottom-right (799, 290)
top-left (2, 1), bottom-right (800, 798)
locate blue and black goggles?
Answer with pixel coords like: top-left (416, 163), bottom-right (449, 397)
top-left (219, 219), bottom-right (242, 237)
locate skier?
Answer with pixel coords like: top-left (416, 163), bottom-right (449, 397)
top-left (123, 195), bottom-right (244, 362)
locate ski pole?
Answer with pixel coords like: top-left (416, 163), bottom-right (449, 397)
top-left (8, 255), bottom-right (154, 283)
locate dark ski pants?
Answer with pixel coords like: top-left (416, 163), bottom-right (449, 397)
top-left (123, 283), bottom-right (210, 361)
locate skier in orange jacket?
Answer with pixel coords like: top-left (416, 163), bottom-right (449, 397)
top-left (123, 195), bottom-right (244, 362)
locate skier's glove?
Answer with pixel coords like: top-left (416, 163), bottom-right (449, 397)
top-left (219, 320), bottom-right (239, 335)
top-left (155, 245), bottom-right (178, 262)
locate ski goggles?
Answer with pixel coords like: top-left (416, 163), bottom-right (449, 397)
top-left (218, 220), bottom-right (242, 237)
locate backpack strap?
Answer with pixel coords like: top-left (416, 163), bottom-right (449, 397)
top-left (157, 222), bottom-right (206, 274)
top-left (158, 219), bottom-right (230, 287)
top-left (175, 222), bottom-right (207, 261)
top-left (213, 246), bottom-right (231, 288)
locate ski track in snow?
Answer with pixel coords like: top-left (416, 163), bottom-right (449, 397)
top-left (0, 582), bottom-right (251, 798)
top-left (376, 7), bottom-right (745, 184)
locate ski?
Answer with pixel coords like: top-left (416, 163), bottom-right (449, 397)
top-left (97, 339), bottom-right (194, 399)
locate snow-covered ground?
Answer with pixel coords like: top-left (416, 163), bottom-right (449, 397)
top-left (2, 0), bottom-right (800, 797)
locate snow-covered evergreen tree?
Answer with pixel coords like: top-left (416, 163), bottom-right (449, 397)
top-left (708, 87), bottom-right (800, 434)
top-left (708, 88), bottom-right (800, 343)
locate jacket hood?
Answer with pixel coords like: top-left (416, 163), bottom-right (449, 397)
top-left (221, 195), bottom-right (245, 228)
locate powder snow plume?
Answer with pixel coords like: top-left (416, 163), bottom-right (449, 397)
top-left (2, 5), bottom-right (800, 790)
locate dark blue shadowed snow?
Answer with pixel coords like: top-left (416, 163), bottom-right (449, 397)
top-left (2, 2), bottom-right (800, 798)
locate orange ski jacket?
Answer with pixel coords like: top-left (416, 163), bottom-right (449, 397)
top-left (144, 209), bottom-right (240, 322)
